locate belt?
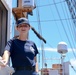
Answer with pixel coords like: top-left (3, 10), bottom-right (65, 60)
top-left (14, 66), bottom-right (35, 71)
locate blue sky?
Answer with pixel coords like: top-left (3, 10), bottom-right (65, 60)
top-left (28, 0), bottom-right (76, 75)
top-left (12, 0), bottom-right (76, 75)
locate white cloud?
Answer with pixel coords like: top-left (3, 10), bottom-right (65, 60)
top-left (70, 59), bottom-right (76, 67)
top-left (38, 47), bottom-right (57, 51)
top-left (38, 47), bottom-right (76, 52)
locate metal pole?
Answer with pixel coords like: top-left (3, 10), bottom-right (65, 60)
top-left (42, 42), bottom-right (44, 69)
top-left (61, 54), bottom-right (64, 75)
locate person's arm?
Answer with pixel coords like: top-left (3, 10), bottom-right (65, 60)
top-left (2, 50), bottom-right (10, 66)
top-left (34, 56), bottom-right (38, 72)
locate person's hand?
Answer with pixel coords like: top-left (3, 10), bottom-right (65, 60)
top-left (0, 59), bottom-right (7, 67)
top-left (35, 70), bottom-right (39, 75)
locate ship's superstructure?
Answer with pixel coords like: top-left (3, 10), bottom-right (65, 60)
top-left (0, 0), bottom-right (12, 55)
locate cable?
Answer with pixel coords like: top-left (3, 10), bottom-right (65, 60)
top-left (65, 0), bottom-right (76, 44)
top-left (29, 18), bottom-right (76, 22)
top-left (65, 0), bottom-right (76, 27)
top-left (35, 0), bottom-right (45, 69)
top-left (35, 0), bottom-right (65, 7)
top-left (63, 1), bottom-right (76, 56)
top-left (60, 0), bottom-right (76, 55)
top-left (64, 0), bottom-right (76, 73)
top-left (48, 0), bottom-right (63, 41)
top-left (53, 0), bottom-right (76, 59)
top-left (69, 62), bottom-right (76, 73)
top-left (51, 2), bottom-right (76, 73)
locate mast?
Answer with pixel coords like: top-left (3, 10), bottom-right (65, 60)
top-left (12, 0), bottom-right (34, 20)
top-left (65, 0), bottom-right (76, 26)
top-left (12, 0), bottom-right (35, 37)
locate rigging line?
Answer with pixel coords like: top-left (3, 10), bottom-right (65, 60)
top-left (63, 1), bottom-right (76, 54)
top-left (47, 0), bottom-right (63, 41)
top-left (36, 0), bottom-right (65, 7)
top-left (67, 54), bottom-right (76, 74)
top-left (53, 0), bottom-right (76, 59)
top-left (35, 0), bottom-right (44, 44)
top-left (35, 2), bottom-right (54, 48)
top-left (35, 0), bottom-right (42, 37)
top-left (35, 0), bottom-right (54, 67)
top-left (69, 62), bottom-right (76, 73)
top-left (65, 0), bottom-right (76, 27)
top-left (35, 0), bottom-right (42, 68)
top-left (35, 0), bottom-right (54, 45)
top-left (66, 53), bottom-right (76, 73)
top-left (29, 18), bottom-right (76, 22)
top-left (37, 8), bottom-right (42, 37)
top-left (55, 0), bottom-right (76, 59)
top-left (66, 0), bottom-right (76, 19)
top-left (65, 0), bottom-right (76, 45)
top-left (65, 1), bottom-right (75, 31)
top-left (54, 0), bottom-right (76, 59)
top-left (35, 0), bottom-right (46, 44)
top-left (35, 0), bottom-right (45, 69)
top-left (65, 1), bottom-right (76, 54)
top-left (44, 0), bottom-right (55, 64)
top-left (35, 0), bottom-right (44, 50)
top-left (54, 1), bottom-right (76, 72)
top-left (64, 1), bottom-right (76, 39)
top-left (60, 0), bottom-right (76, 51)
top-left (37, 3), bottom-right (47, 69)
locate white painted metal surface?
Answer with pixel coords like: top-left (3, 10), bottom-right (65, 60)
top-left (0, 56), bottom-right (15, 75)
top-left (49, 70), bottom-right (59, 75)
top-left (63, 62), bottom-right (69, 75)
top-left (57, 42), bottom-right (68, 54)
top-left (4, 0), bottom-right (12, 8)
top-left (1, 0), bottom-right (12, 40)
top-left (0, 1), bottom-right (13, 75)
top-left (22, 0), bottom-right (34, 8)
top-left (0, 66), bottom-right (14, 75)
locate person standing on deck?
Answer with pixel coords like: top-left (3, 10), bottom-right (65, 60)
top-left (2, 17), bottom-right (39, 75)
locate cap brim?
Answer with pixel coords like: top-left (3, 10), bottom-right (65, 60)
top-left (17, 22), bottom-right (30, 26)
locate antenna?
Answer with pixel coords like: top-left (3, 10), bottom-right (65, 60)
top-left (57, 41), bottom-right (68, 75)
